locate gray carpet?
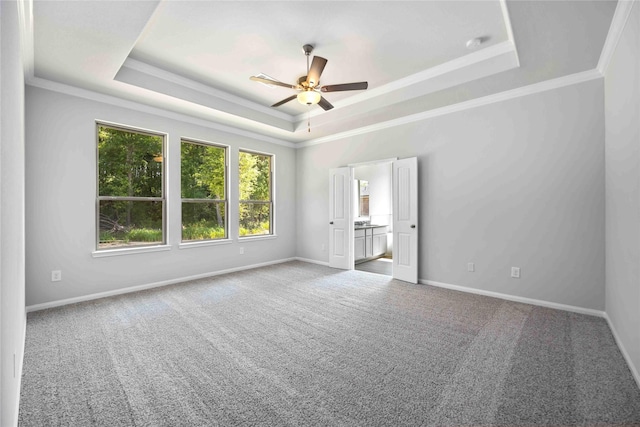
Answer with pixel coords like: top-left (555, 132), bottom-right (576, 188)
top-left (18, 261), bottom-right (640, 426)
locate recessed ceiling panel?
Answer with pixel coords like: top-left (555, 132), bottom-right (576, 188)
top-left (128, 1), bottom-right (508, 115)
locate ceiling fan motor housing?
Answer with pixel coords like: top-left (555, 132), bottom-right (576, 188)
top-left (297, 75), bottom-right (316, 89)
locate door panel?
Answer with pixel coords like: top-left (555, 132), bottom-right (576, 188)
top-left (392, 158), bottom-right (418, 283)
top-left (396, 232), bottom-right (412, 267)
top-left (333, 229), bottom-right (345, 257)
top-left (329, 167), bottom-right (352, 269)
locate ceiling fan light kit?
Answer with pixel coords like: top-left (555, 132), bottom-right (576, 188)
top-left (297, 90), bottom-right (321, 105)
top-left (249, 44), bottom-right (369, 131)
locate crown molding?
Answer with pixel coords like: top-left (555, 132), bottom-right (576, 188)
top-left (298, 69), bottom-right (602, 148)
top-left (294, 40), bottom-right (519, 123)
top-left (27, 77), bottom-right (297, 148)
top-left (295, 0), bottom-right (521, 124)
top-left (120, 57), bottom-right (293, 122)
top-left (27, 66), bottom-right (602, 151)
top-left (116, 60), bottom-right (294, 133)
top-left (597, 0), bottom-right (637, 75)
top-left (121, 40), bottom-right (519, 137)
top-left (499, 0), bottom-right (520, 68)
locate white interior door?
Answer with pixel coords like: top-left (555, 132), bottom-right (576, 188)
top-left (329, 167), bottom-right (353, 269)
top-left (392, 157), bottom-right (418, 283)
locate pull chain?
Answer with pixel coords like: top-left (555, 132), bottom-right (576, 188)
top-left (304, 46), bottom-right (312, 132)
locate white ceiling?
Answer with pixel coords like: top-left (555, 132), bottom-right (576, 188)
top-left (30, 0), bottom-right (617, 145)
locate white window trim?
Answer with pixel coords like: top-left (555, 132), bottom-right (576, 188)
top-left (238, 234), bottom-right (278, 242)
top-left (179, 238), bottom-right (233, 249)
top-left (92, 244), bottom-right (172, 258)
top-left (95, 121), bottom-right (168, 253)
top-left (180, 138), bottom-right (230, 244)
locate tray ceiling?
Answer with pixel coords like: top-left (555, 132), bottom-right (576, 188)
top-left (30, 0), bottom-right (617, 144)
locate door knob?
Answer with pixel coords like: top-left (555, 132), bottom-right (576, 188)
top-left (410, 224), bottom-right (416, 229)
top-left (329, 221), bottom-right (334, 225)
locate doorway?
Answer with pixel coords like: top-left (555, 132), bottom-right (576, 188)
top-left (328, 157), bottom-right (418, 284)
top-left (352, 161), bottom-right (394, 276)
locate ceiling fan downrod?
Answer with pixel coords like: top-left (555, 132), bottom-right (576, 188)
top-left (303, 44), bottom-right (314, 77)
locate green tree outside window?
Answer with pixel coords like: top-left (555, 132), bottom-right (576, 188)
top-left (97, 124), bottom-right (165, 249)
top-left (181, 140), bottom-right (228, 241)
top-left (239, 151), bottom-right (273, 236)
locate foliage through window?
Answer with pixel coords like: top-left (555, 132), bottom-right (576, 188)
top-left (239, 150), bottom-right (273, 237)
top-left (181, 140), bottom-right (228, 242)
top-left (97, 124), bottom-right (165, 249)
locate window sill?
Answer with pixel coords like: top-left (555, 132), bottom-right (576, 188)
top-left (238, 234), bottom-right (278, 242)
top-left (92, 244), bottom-right (172, 258)
top-left (179, 239), bottom-right (233, 250)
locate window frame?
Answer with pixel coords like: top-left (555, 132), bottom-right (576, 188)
top-left (180, 138), bottom-right (230, 245)
top-left (238, 148), bottom-right (275, 239)
top-left (94, 121), bottom-right (167, 253)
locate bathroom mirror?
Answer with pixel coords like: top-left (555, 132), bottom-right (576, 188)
top-left (358, 180), bottom-right (369, 217)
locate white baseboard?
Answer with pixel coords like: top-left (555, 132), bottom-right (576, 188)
top-left (26, 257), bottom-right (297, 312)
top-left (603, 312), bottom-right (640, 390)
top-left (424, 278), bottom-right (640, 390)
top-left (24, 258), bottom-right (639, 392)
top-left (294, 257), bottom-right (330, 267)
top-left (420, 279), bottom-right (605, 318)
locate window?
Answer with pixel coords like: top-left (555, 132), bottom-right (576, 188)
top-left (97, 124), bottom-right (165, 249)
top-left (181, 139), bottom-right (228, 242)
top-left (239, 150), bottom-right (273, 237)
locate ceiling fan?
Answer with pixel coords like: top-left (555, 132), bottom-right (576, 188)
top-left (249, 44), bottom-right (368, 112)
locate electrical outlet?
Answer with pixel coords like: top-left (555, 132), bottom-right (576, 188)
top-left (511, 267), bottom-right (520, 278)
top-left (467, 262), bottom-right (475, 272)
top-left (239, 247), bottom-right (244, 255)
top-left (51, 270), bottom-right (62, 282)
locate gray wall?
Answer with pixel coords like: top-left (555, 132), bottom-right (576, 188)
top-left (297, 79), bottom-right (606, 310)
top-left (1, 0), bottom-right (27, 425)
top-left (25, 86), bottom-right (297, 307)
top-left (604, 2), bottom-right (640, 382)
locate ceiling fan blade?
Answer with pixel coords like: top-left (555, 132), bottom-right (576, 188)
top-left (321, 82), bottom-right (368, 92)
top-left (250, 76), bottom-right (297, 90)
top-left (271, 95), bottom-right (298, 108)
top-left (318, 96), bottom-right (334, 111)
top-left (306, 56), bottom-right (328, 87)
